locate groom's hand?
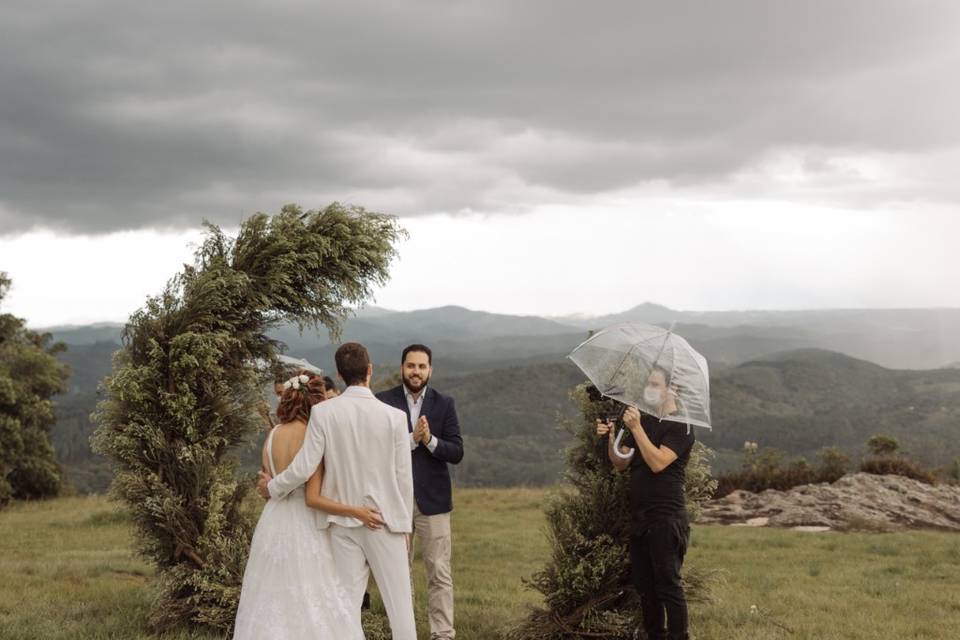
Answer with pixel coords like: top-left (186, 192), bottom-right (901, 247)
top-left (257, 470), bottom-right (272, 499)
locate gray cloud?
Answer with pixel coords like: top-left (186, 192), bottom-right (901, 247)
top-left (2, 0), bottom-right (959, 233)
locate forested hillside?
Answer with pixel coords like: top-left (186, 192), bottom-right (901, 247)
top-left (704, 349), bottom-right (960, 466)
top-left (43, 305), bottom-right (960, 492)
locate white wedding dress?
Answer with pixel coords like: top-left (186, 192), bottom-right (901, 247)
top-left (233, 427), bottom-right (364, 640)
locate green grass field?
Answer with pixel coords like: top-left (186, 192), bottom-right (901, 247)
top-left (2, 490), bottom-right (959, 639)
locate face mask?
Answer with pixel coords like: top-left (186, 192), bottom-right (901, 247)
top-left (643, 386), bottom-right (663, 406)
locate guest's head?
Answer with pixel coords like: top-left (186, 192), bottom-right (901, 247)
top-left (335, 342), bottom-right (373, 387)
top-left (643, 366), bottom-right (674, 409)
top-left (273, 368), bottom-right (299, 398)
top-left (322, 376), bottom-right (339, 399)
top-left (276, 370), bottom-right (326, 424)
top-left (401, 344), bottom-right (432, 395)
top-left (272, 371), bottom-right (288, 398)
top-left (305, 374), bottom-right (327, 406)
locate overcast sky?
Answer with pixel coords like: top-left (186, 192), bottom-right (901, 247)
top-left (2, 1), bottom-right (959, 326)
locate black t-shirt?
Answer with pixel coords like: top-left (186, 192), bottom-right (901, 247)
top-left (629, 413), bottom-right (696, 534)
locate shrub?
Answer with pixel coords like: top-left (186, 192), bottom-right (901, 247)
top-left (859, 457), bottom-right (936, 485)
top-left (866, 434), bottom-right (900, 457)
top-left (713, 444), bottom-right (850, 497)
top-left (815, 446), bottom-right (850, 483)
top-left (860, 434), bottom-right (935, 485)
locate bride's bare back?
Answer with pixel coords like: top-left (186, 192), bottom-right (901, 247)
top-left (263, 420), bottom-right (308, 474)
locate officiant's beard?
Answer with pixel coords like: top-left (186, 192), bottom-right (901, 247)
top-left (403, 372), bottom-right (430, 395)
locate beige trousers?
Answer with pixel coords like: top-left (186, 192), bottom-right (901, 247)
top-left (408, 506), bottom-right (455, 640)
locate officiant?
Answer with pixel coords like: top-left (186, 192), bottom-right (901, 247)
top-left (377, 344), bottom-right (464, 640)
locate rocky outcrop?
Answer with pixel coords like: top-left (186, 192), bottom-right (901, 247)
top-left (699, 473), bottom-right (960, 532)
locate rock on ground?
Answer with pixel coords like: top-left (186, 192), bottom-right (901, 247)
top-left (699, 473), bottom-right (960, 532)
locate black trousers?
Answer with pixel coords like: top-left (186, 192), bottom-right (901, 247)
top-left (630, 518), bottom-right (690, 640)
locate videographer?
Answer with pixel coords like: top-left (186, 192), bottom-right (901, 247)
top-left (595, 366), bottom-right (695, 640)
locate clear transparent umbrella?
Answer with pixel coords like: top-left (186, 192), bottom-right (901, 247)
top-left (254, 354), bottom-right (325, 376)
top-left (276, 354), bottom-right (324, 376)
top-left (568, 322), bottom-right (712, 431)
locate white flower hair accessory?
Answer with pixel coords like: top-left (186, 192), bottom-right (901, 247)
top-left (283, 374), bottom-right (311, 391)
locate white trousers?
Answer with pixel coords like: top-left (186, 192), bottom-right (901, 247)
top-left (329, 525), bottom-right (417, 640)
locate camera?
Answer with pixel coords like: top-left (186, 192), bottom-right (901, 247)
top-left (585, 384), bottom-right (604, 403)
top-left (601, 402), bottom-right (628, 425)
top-left (586, 384), bottom-right (627, 425)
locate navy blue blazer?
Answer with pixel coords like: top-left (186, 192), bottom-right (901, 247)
top-left (376, 385), bottom-right (464, 516)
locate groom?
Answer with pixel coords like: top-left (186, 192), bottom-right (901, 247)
top-left (257, 342), bottom-right (416, 639)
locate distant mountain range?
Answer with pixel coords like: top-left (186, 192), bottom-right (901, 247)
top-left (41, 302), bottom-right (960, 492)
top-left (43, 302), bottom-right (960, 370)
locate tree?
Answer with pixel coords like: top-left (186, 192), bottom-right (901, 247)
top-left (505, 384), bottom-right (718, 639)
top-left (0, 272), bottom-right (70, 507)
top-left (866, 434), bottom-right (900, 457)
top-left (92, 204), bottom-right (404, 632)
top-left (372, 363), bottom-right (402, 393)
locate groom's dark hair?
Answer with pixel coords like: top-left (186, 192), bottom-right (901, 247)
top-left (335, 342), bottom-right (370, 386)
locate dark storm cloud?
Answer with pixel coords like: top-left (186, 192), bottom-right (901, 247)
top-left (2, 0), bottom-right (959, 233)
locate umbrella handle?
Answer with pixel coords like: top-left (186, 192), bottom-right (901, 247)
top-left (613, 428), bottom-right (635, 460)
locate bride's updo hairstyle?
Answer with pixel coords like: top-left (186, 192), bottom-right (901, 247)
top-left (276, 370), bottom-right (326, 424)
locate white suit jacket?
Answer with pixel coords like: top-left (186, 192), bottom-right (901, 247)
top-left (267, 385), bottom-right (414, 533)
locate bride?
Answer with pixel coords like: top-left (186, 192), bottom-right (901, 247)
top-left (233, 371), bottom-right (383, 639)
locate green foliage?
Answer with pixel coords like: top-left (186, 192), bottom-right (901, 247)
top-left (715, 431), bottom-right (946, 495)
top-left (371, 363), bottom-right (401, 393)
top-left (44, 326), bottom-right (960, 493)
top-left (859, 457), bottom-right (936, 484)
top-left (859, 432), bottom-right (936, 484)
top-left (90, 204), bottom-right (403, 633)
top-left (0, 273), bottom-right (70, 506)
top-left (685, 438), bottom-right (719, 523)
top-left (714, 444), bottom-right (851, 496)
top-left (51, 348), bottom-right (587, 493)
top-left (704, 351), bottom-right (960, 470)
top-left (505, 385), bottom-right (717, 639)
top-left (448, 362), bottom-right (585, 487)
top-left (949, 459), bottom-right (960, 483)
top-left (361, 610), bottom-right (393, 640)
top-left (867, 434), bottom-right (900, 457)
top-left (816, 446), bottom-right (851, 483)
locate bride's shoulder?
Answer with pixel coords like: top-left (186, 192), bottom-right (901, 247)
top-left (270, 420), bottom-right (308, 448)
top-left (274, 419), bottom-right (308, 434)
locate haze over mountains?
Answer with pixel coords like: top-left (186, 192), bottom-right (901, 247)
top-left (47, 301), bottom-right (960, 370)
top-left (44, 302), bottom-right (960, 492)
